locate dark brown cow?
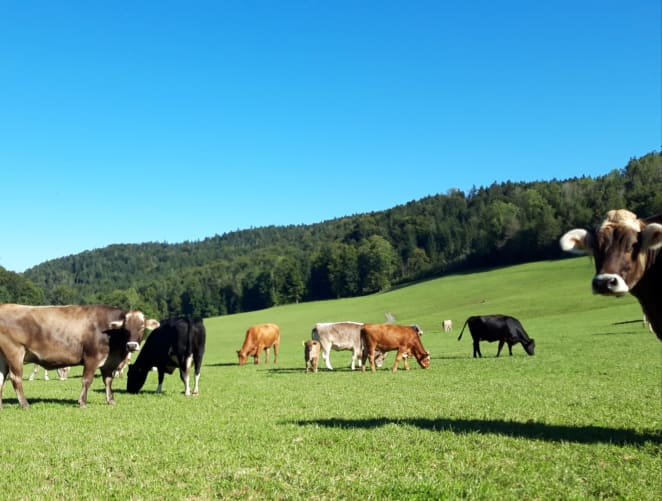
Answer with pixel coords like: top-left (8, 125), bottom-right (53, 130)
top-left (0, 304), bottom-right (159, 408)
top-left (237, 323), bottom-right (280, 365)
top-left (360, 323), bottom-right (430, 372)
top-left (560, 209), bottom-right (662, 341)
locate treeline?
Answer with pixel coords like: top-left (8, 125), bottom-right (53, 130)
top-left (5, 151), bottom-right (659, 319)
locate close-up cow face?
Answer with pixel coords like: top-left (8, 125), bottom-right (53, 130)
top-left (560, 210), bottom-right (662, 297)
top-left (109, 311), bottom-right (160, 352)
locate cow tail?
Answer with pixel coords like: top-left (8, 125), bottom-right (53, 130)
top-left (186, 316), bottom-right (194, 355)
top-left (457, 319), bottom-right (470, 341)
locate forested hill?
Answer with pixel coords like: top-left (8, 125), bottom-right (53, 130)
top-left (13, 151), bottom-right (662, 319)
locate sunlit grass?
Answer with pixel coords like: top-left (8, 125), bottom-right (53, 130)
top-left (1, 258), bottom-right (660, 499)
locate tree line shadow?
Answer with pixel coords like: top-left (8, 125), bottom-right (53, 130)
top-left (289, 416), bottom-right (661, 446)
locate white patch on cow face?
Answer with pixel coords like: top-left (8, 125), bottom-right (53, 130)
top-left (592, 273), bottom-right (629, 296)
top-left (560, 229), bottom-right (594, 255)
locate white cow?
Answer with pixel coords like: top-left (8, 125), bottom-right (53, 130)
top-left (442, 320), bottom-right (453, 332)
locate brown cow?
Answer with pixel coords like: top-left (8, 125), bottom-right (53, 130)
top-left (560, 209), bottom-right (662, 341)
top-left (360, 323), bottom-right (430, 372)
top-left (237, 323), bottom-right (280, 365)
top-left (303, 340), bottom-right (320, 373)
top-left (0, 304), bottom-right (159, 408)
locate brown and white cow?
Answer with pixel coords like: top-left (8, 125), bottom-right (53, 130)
top-left (303, 340), bottom-right (321, 373)
top-left (0, 304), bottom-right (159, 408)
top-left (237, 323), bottom-right (280, 365)
top-left (560, 209), bottom-right (662, 341)
top-left (360, 323), bottom-right (430, 372)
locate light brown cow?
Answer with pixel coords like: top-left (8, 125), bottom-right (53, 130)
top-left (360, 323), bottom-right (430, 372)
top-left (560, 209), bottom-right (662, 341)
top-left (237, 323), bottom-right (280, 365)
top-left (303, 340), bottom-right (321, 373)
top-left (0, 304), bottom-right (159, 408)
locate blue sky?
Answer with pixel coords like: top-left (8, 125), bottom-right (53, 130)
top-left (1, 1), bottom-right (660, 273)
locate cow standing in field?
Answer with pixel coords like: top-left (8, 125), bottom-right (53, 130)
top-left (0, 304), bottom-right (159, 408)
top-left (560, 209), bottom-right (662, 341)
top-left (312, 321), bottom-right (365, 370)
top-left (442, 320), bottom-right (453, 332)
top-left (457, 315), bottom-right (535, 358)
top-left (237, 323), bottom-right (280, 365)
top-left (303, 340), bottom-right (321, 373)
top-left (127, 317), bottom-right (206, 396)
top-left (360, 323), bottom-right (430, 372)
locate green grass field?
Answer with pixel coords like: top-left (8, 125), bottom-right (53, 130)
top-left (1, 257), bottom-right (660, 500)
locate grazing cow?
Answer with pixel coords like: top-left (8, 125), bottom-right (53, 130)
top-left (360, 323), bottom-right (430, 372)
top-left (127, 317), bottom-right (206, 396)
top-left (442, 320), bottom-right (453, 332)
top-left (560, 209), bottom-right (662, 341)
top-left (27, 364), bottom-right (71, 381)
top-left (303, 340), bottom-right (321, 373)
top-left (312, 321), bottom-right (365, 370)
top-left (457, 315), bottom-right (535, 358)
top-left (0, 304), bottom-right (159, 408)
top-left (237, 323), bottom-right (280, 365)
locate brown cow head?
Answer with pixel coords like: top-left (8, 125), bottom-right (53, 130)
top-left (237, 350), bottom-right (248, 365)
top-left (560, 209), bottom-right (662, 296)
top-left (109, 311), bottom-right (160, 352)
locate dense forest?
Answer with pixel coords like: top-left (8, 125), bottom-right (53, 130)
top-left (2, 152), bottom-right (660, 319)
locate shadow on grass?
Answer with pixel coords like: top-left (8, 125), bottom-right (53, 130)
top-left (290, 416), bottom-right (661, 446)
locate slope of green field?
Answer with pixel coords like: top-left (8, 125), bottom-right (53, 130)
top-left (1, 257), bottom-right (660, 500)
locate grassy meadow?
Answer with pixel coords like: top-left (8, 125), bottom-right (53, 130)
top-left (1, 257), bottom-right (660, 500)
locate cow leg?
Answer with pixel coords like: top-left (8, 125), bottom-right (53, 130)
top-left (78, 361), bottom-right (98, 407)
top-left (263, 347), bottom-right (269, 364)
top-left (321, 344), bottom-right (333, 370)
top-left (192, 354), bottom-right (203, 395)
top-left (180, 355), bottom-right (193, 396)
top-left (156, 368), bottom-right (166, 393)
top-left (496, 340), bottom-right (505, 357)
top-left (7, 358), bottom-right (30, 408)
top-left (473, 339), bottom-right (482, 358)
top-left (103, 373), bottom-right (116, 405)
top-left (391, 351), bottom-right (404, 372)
top-left (351, 349), bottom-right (358, 371)
top-left (0, 355), bottom-right (9, 409)
top-left (369, 348), bottom-right (377, 372)
top-left (29, 364), bottom-right (39, 381)
top-left (273, 343), bottom-right (279, 364)
top-left (508, 343), bottom-right (514, 356)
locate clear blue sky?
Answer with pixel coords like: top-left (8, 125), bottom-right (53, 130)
top-left (1, 1), bottom-right (660, 273)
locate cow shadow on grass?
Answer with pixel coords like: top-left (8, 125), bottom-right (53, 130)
top-left (1, 397), bottom-right (81, 407)
top-left (289, 417), bottom-right (661, 446)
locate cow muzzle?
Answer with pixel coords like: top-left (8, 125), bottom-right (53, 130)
top-left (126, 341), bottom-right (141, 352)
top-left (592, 274), bottom-right (629, 296)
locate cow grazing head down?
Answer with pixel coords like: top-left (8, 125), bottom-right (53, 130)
top-left (560, 209), bottom-right (662, 340)
top-left (109, 311), bottom-right (160, 352)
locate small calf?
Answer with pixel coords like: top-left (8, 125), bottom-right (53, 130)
top-left (304, 340), bottom-right (321, 373)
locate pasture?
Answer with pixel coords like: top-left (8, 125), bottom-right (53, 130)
top-left (1, 258), bottom-right (660, 499)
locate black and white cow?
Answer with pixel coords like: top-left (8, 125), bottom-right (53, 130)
top-left (126, 317), bottom-right (206, 396)
top-left (458, 315), bottom-right (535, 358)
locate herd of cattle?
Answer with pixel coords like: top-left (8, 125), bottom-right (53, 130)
top-left (0, 209), bottom-right (659, 409)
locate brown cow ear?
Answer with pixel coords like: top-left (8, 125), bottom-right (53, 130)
top-left (145, 319), bottom-right (160, 331)
top-left (560, 229), bottom-right (594, 255)
top-left (642, 223), bottom-right (662, 251)
top-left (108, 320), bottom-right (124, 330)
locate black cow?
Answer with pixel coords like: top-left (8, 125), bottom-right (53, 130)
top-left (126, 317), bottom-right (206, 395)
top-left (458, 315), bottom-right (535, 358)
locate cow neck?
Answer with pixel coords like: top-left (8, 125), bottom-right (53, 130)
top-left (631, 248), bottom-right (662, 341)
